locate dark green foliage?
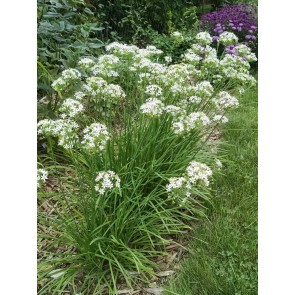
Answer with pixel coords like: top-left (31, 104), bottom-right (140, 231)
top-left (37, 0), bottom-right (105, 97)
top-left (91, 0), bottom-right (199, 44)
top-left (215, 0), bottom-right (258, 8)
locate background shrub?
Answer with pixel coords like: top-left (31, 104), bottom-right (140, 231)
top-left (37, 0), bottom-right (106, 97)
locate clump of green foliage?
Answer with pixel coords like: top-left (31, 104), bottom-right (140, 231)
top-left (37, 0), bottom-right (105, 96)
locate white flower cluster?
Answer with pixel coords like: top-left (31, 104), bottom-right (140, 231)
top-left (191, 43), bottom-right (205, 55)
top-left (188, 96), bottom-right (202, 104)
top-left (130, 57), bottom-right (166, 75)
top-left (219, 54), bottom-right (255, 86)
top-left (106, 42), bottom-right (163, 59)
top-left (164, 105), bottom-right (182, 117)
top-left (74, 91), bottom-right (86, 101)
top-left (52, 69), bottom-right (81, 92)
top-left (155, 64), bottom-right (201, 97)
top-left (145, 85), bottom-right (163, 97)
top-left (104, 84), bottom-right (126, 100)
top-left (140, 98), bottom-right (165, 116)
top-left (171, 31), bottom-right (183, 42)
top-left (172, 112), bottom-right (211, 135)
top-left (164, 56), bottom-right (172, 63)
top-left (83, 77), bottom-right (126, 105)
top-left (220, 54), bottom-right (250, 72)
top-left (218, 31), bottom-right (239, 46)
top-left (183, 52), bottom-right (201, 65)
top-left (94, 171), bottom-right (121, 195)
top-left (91, 54), bottom-right (120, 78)
top-left (213, 91), bottom-right (239, 110)
top-left (81, 123), bottom-right (110, 151)
top-left (212, 114), bottom-right (229, 124)
top-left (186, 161), bottom-right (213, 186)
top-left (59, 98), bottom-right (84, 118)
top-left (137, 46), bottom-right (163, 58)
top-left (37, 119), bottom-right (79, 149)
top-left (202, 55), bottom-right (220, 69)
top-left (78, 58), bottom-right (95, 71)
top-left (191, 81), bottom-right (214, 98)
top-left (105, 42), bottom-right (139, 57)
top-left (178, 32), bottom-right (256, 88)
top-left (196, 32), bottom-right (212, 45)
top-left (166, 177), bottom-right (187, 193)
top-left (166, 161), bottom-right (213, 205)
top-left (204, 45), bottom-right (218, 58)
top-left (172, 31), bottom-right (182, 37)
top-left (37, 168), bottom-right (48, 188)
top-left (235, 44), bottom-right (257, 62)
top-left (84, 77), bottom-right (107, 94)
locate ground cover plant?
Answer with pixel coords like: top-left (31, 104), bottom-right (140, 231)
top-left (165, 79), bottom-right (258, 294)
top-left (37, 30), bottom-right (257, 294)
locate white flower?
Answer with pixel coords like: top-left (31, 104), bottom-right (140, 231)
top-left (164, 56), bottom-right (172, 63)
top-left (105, 42), bottom-right (138, 56)
top-left (37, 168), bottom-right (48, 188)
top-left (202, 56), bottom-right (220, 68)
top-left (172, 112), bottom-right (211, 135)
top-left (196, 32), bottom-right (212, 45)
top-left (212, 115), bottom-right (229, 123)
top-left (74, 91), bottom-right (86, 101)
top-left (164, 105), bottom-right (182, 116)
top-left (219, 31), bottom-right (239, 46)
top-left (140, 98), bottom-right (165, 116)
top-left (192, 81), bottom-right (214, 98)
top-left (78, 58), bottom-right (95, 71)
top-left (237, 87), bottom-right (245, 95)
top-left (183, 52), bottom-right (201, 64)
top-left (102, 84), bottom-right (126, 99)
top-left (81, 123), bottom-right (110, 151)
top-left (186, 112), bottom-right (211, 127)
top-left (145, 85), bottom-right (163, 97)
top-left (59, 98), bottom-right (84, 118)
top-left (172, 121), bottom-right (185, 134)
top-left (213, 91), bottom-right (239, 110)
top-left (83, 77), bottom-right (107, 96)
top-left (191, 43), bottom-right (205, 55)
top-left (185, 161), bottom-right (212, 186)
top-left (172, 31), bottom-right (182, 37)
top-left (52, 69), bottom-right (81, 91)
top-left (166, 161), bottom-right (213, 204)
top-left (98, 54), bottom-right (120, 65)
top-left (188, 96), bottom-right (202, 104)
top-left (166, 177), bottom-right (187, 192)
top-left (61, 68), bottom-right (81, 80)
top-left (37, 119), bottom-right (79, 149)
top-left (95, 171), bottom-right (121, 195)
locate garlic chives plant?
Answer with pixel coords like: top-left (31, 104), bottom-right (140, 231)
top-left (38, 31), bottom-right (257, 295)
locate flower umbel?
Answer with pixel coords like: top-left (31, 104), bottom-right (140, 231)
top-left (81, 123), bottom-right (110, 151)
top-left (95, 171), bottom-right (121, 195)
top-left (37, 168), bottom-right (48, 188)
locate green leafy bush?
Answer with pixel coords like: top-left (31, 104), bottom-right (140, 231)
top-left (37, 0), bottom-right (105, 96)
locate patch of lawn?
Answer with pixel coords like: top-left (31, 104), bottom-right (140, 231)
top-left (165, 82), bottom-right (258, 295)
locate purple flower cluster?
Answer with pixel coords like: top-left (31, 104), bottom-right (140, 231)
top-left (200, 4), bottom-right (258, 49)
top-left (225, 44), bottom-right (238, 55)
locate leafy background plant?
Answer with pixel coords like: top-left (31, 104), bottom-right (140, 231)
top-left (37, 0), bottom-right (105, 97)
